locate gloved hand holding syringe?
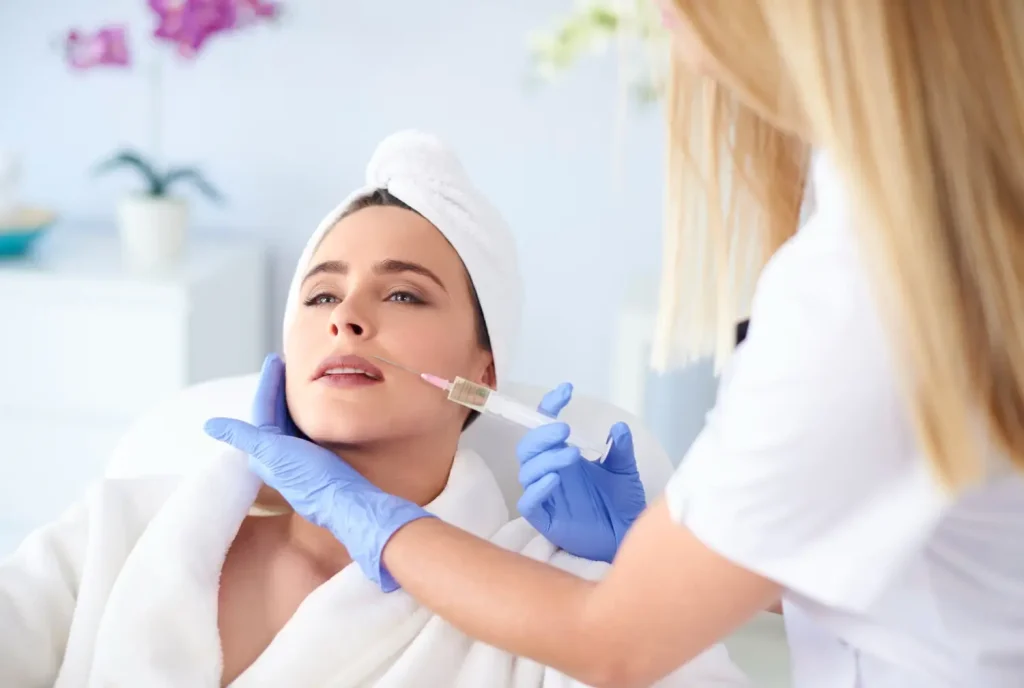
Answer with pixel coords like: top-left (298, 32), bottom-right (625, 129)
top-left (371, 355), bottom-right (612, 462)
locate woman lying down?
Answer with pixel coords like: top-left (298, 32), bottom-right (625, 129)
top-left (0, 132), bottom-right (749, 687)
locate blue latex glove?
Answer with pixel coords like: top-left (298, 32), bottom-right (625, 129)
top-left (515, 383), bottom-right (647, 563)
top-left (250, 353), bottom-right (300, 435)
top-left (203, 354), bottom-right (433, 592)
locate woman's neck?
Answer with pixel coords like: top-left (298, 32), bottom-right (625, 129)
top-left (326, 429), bottom-right (460, 506)
top-left (263, 429), bottom-right (461, 574)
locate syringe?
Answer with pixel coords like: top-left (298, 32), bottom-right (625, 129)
top-left (371, 355), bottom-right (610, 462)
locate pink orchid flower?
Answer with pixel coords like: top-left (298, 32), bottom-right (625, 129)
top-left (65, 25), bottom-right (132, 69)
top-left (149, 0), bottom-right (277, 58)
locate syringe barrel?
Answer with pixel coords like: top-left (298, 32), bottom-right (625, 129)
top-left (483, 392), bottom-right (609, 462)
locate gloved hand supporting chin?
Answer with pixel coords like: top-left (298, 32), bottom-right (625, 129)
top-left (204, 354), bottom-right (434, 592)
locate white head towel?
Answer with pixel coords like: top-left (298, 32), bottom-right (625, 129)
top-left (283, 131), bottom-right (522, 387)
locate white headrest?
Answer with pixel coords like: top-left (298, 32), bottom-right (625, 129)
top-left (107, 375), bottom-right (674, 512)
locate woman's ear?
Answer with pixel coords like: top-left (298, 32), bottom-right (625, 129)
top-left (469, 348), bottom-right (496, 388)
top-left (482, 360), bottom-right (496, 389)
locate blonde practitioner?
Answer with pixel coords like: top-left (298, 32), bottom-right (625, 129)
top-left (207, 3), bottom-right (1024, 686)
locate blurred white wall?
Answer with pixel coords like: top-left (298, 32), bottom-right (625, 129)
top-left (0, 0), bottom-right (717, 460)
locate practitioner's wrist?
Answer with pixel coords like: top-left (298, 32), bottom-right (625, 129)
top-left (326, 486), bottom-right (435, 592)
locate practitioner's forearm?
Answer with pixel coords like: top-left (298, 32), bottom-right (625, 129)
top-left (382, 517), bottom-right (609, 684)
top-left (382, 501), bottom-right (782, 688)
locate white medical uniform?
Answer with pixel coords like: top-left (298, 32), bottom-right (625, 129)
top-left (665, 154), bottom-right (1024, 688)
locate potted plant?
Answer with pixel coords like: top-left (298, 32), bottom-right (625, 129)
top-left (66, 2), bottom-right (279, 271)
top-left (95, 149), bottom-right (222, 271)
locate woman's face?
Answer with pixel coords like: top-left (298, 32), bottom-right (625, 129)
top-left (284, 205), bottom-right (494, 447)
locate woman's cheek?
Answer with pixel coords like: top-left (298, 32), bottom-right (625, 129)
top-left (420, 341), bottom-right (478, 382)
top-left (382, 320), bottom-right (451, 369)
top-left (283, 374), bottom-right (312, 432)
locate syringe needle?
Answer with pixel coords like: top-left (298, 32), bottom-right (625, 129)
top-left (370, 354), bottom-right (452, 391)
top-left (369, 354), bottom-right (422, 377)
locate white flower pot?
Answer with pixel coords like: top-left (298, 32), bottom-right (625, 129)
top-left (117, 194), bottom-right (188, 272)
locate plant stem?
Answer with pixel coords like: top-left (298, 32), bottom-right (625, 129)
top-left (611, 0), bottom-right (631, 187)
top-left (150, 54), bottom-right (163, 172)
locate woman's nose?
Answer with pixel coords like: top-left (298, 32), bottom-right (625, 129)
top-left (327, 299), bottom-right (376, 339)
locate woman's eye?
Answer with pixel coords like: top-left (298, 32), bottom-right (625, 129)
top-left (303, 292), bottom-right (339, 306)
top-left (388, 291), bottom-right (424, 305)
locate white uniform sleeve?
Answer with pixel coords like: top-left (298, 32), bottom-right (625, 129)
top-left (0, 500), bottom-right (91, 687)
top-left (665, 220), bottom-right (949, 612)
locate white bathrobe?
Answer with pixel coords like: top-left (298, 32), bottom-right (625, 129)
top-left (0, 447), bottom-right (749, 687)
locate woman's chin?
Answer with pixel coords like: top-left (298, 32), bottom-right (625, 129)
top-left (301, 422), bottom-right (399, 449)
top-left (293, 408), bottom-right (457, 449)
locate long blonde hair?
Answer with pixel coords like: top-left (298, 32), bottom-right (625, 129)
top-left (656, 0), bottom-right (1024, 489)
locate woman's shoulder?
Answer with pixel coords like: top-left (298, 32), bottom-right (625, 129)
top-left (77, 475), bottom-right (183, 533)
top-left (743, 190), bottom-right (891, 396)
top-left (89, 473), bottom-right (182, 501)
top-left (6, 476), bottom-right (183, 587)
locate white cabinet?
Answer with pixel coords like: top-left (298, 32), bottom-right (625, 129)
top-left (0, 229), bottom-right (268, 552)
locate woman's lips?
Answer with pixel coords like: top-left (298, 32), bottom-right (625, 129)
top-left (316, 372), bottom-right (384, 389)
top-left (312, 354), bottom-right (386, 387)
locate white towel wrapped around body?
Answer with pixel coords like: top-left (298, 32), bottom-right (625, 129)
top-left (0, 448), bottom-right (749, 687)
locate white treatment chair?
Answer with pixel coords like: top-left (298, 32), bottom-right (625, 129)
top-left (106, 375), bottom-right (790, 687)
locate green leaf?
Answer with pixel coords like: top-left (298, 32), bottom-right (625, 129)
top-left (93, 150), bottom-right (163, 195)
top-left (162, 167), bottom-right (224, 204)
top-left (588, 7), bottom-right (620, 30)
top-left (527, 0), bottom-right (669, 104)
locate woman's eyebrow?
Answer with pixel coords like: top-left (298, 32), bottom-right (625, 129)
top-left (301, 258), bottom-right (448, 294)
top-left (374, 259), bottom-right (447, 293)
top-left (302, 260), bottom-right (347, 284)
